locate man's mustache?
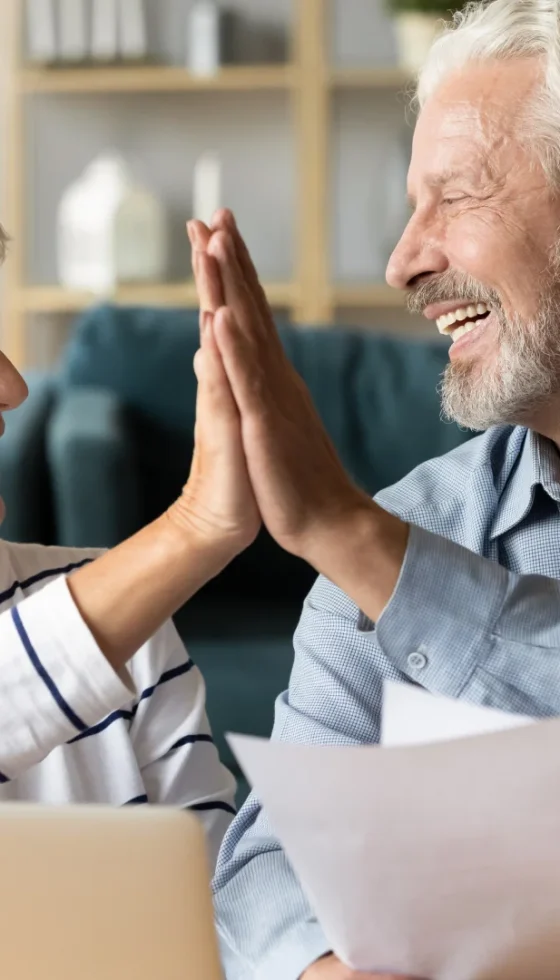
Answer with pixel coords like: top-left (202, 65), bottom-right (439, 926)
top-left (406, 271), bottom-right (501, 316)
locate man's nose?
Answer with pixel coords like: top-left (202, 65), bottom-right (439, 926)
top-left (0, 351), bottom-right (28, 412)
top-left (386, 218), bottom-right (448, 292)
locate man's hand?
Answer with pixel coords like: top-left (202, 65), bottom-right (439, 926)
top-left (302, 953), bottom-right (420, 980)
top-left (169, 246), bottom-right (261, 566)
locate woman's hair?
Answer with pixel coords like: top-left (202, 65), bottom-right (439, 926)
top-left (415, 1), bottom-right (560, 186)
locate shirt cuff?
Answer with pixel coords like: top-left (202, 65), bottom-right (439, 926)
top-left (254, 922), bottom-right (331, 980)
top-left (1, 576), bottom-right (135, 775)
top-left (375, 523), bottom-right (510, 698)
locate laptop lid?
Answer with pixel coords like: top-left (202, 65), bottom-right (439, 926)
top-left (0, 803), bottom-right (223, 980)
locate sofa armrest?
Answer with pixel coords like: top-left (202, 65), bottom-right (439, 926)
top-left (0, 372), bottom-right (57, 545)
top-left (47, 388), bottom-right (142, 549)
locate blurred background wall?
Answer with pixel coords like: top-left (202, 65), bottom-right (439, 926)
top-left (1, 0), bottom-right (438, 366)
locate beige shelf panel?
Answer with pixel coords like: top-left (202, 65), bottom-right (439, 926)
top-left (19, 64), bottom-right (296, 94)
top-left (332, 283), bottom-right (405, 308)
top-left (18, 281), bottom-right (298, 313)
top-left (330, 67), bottom-right (412, 89)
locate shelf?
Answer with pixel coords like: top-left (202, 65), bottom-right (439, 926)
top-left (17, 281), bottom-right (298, 314)
top-left (17, 282), bottom-right (403, 314)
top-left (330, 67), bottom-right (412, 89)
top-left (19, 64), bottom-right (296, 94)
top-left (332, 283), bottom-right (405, 308)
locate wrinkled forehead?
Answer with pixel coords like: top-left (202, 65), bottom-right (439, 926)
top-left (408, 58), bottom-right (543, 196)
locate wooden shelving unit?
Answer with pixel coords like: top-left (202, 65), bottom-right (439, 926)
top-left (1, 0), bottom-right (412, 367)
top-left (17, 280), bottom-right (298, 314)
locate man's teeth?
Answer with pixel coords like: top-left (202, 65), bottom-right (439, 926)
top-left (436, 303), bottom-right (492, 337)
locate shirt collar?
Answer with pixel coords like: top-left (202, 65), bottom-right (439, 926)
top-left (489, 428), bottom-right (560, 540)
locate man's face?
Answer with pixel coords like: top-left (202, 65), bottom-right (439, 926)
top-left (386, 58), bottom-right (560, 432)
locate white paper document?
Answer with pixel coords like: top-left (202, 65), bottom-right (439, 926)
top-left (381, 680), bottom-right (533, 747)
top-left (228, 684), bottom-right (560, 980)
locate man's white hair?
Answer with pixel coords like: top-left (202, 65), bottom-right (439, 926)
top-left (416, 1), bottom-right (560, 186)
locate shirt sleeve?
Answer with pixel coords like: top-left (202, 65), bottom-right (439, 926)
top-left (376, 523), bottom-right (560, 717)
top-left (0, 575), bottom-right (134, 779)
top-left (127, 619), bottom-right (237, 870)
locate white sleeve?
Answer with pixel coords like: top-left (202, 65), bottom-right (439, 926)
top-left (128, 619), bottom-right (237, 870)
top-left (0, 575), bottom-right (134, 779)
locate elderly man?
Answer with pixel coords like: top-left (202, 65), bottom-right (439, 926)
top-left (185, 0), bottom-right (560, 977)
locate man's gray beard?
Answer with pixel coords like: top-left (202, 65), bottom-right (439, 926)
top-left (440, 292), bottom-right (560, 431)
top-left (407, 266), bottom-right (560, 432)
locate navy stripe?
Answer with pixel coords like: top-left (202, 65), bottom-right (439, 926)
top-left (0, 771), bottom-right (10, 784)
top-left (68, 708), bottom-right (134, 744)
top-left (68, 661), bottom-right (195, 744)
top-left (190, 801), bottom-right (237, 817)
top-left (170, 733), bottom-right (214, 751)
top-left (132, 661), bottom-right (195, 715)
top-left (11, 606), bottom-right (87, 732)
top-left (0, 559), bottom-right (93, 607)
top-left (123, 794), bottom-right (149, 805)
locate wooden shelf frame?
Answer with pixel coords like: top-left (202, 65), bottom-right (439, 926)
top-left (17, 281), bottom-right (298, 314)
top-left (2, 0), bottom-right (411, 367)
top-left (20, 63), bottom-right (297, 94)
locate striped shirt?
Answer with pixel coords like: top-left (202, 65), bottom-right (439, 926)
top-left (214, 424), bottom-right (560, 979)
top-left (0, 539), bottom-right (236, 867)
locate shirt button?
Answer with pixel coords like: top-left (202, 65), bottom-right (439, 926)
top-left (407, 651), bottom-right (428, 671)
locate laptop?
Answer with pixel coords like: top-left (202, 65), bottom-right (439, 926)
top-left (0, 803), bottom-right (223, 980)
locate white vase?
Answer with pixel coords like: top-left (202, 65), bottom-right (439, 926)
top-left (394, 12), bottom-right (448, 73)
top-left (57, 153), bottom-right (167, 293)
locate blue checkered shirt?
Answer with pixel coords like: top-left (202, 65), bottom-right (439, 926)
top-left (214, 424), bottom-right (560, 980)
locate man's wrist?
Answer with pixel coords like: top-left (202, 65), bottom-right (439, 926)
top-left (304, 494), bottom-right (410, 623)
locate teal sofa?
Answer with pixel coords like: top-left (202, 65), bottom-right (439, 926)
top-left (0, 305), bottom-right (473, 803)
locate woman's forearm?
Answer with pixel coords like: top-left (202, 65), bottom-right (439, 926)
top-left (67, 512), bottom-right (226, 672)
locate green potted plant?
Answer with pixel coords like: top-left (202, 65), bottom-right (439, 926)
top-left (386, 0), bottom-right (459, 73)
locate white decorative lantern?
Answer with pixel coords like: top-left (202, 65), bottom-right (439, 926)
top-left (57, 153), bottom-right (167, 293)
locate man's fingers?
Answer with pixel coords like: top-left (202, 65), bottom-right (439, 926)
top-left (211, 209), bottom-right (272, 325)
top-left (208, 232), bottom-right (265, 343)
top-left (213, 306), bottom-right (267, 417)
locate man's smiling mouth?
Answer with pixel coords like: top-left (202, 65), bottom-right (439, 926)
top-left (436, 302), bottom-right (492, 342)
